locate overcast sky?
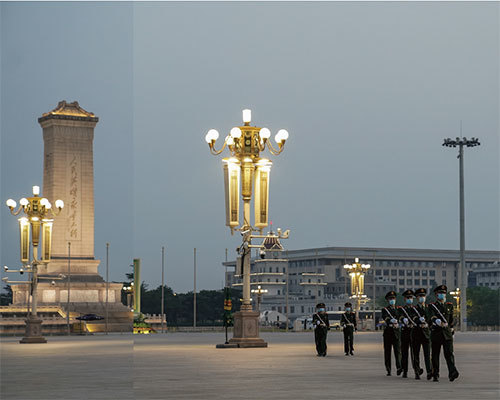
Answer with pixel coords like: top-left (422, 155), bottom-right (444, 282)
top-left (1, 2), bottom-right (498, 293)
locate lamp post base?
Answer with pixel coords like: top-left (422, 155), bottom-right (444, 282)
top-left (20, 317), bottom-right (47, 344)
top-left (227, 310), bottom-right (267, 348)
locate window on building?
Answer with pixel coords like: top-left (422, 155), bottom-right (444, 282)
top-left (399, 270), bottom-right (405, 276)
top-left (308, 290), bottom-right (311, 295)
top-left (442, 279), bottom-right (447, 285)
top-left (407, 279), bottom-right (412, 285)
top-left (422, 270), bottom-right (428, 276)
top-left (407, 270), bottom-right (413, 276)
top-left (376, 270), bottom-right (382, 276)
top-left (278, 307), bottom-right (282, 313)
top-left (318, 291), bottom-right (321, 297)
top-left (301, 306), bottom-right (304, 313)
top-left (291, 306), bottom-right (295, 313)
top-left (272, 306), bottom-right (276, 311)
top-left (442, 271), bottom-right (446, 277)
top-left (430, 280), bottom-right (436, 287)
top-left (399, 279), bottom-right (404, 285)
top-left (422, 279), bottom-right (428, 286)
top-left (415, 279), bottom-right (420, 285)
top-left (277, 290), bottom-right (280, 295)
top-left (338, 306), bottom-right (342, 311)
top-left (391, 270), bottom-right (397, 276)
top-left (383, 269), bottom-right (389, 276)
top-left (415, 270), bottom-right (420, 276)
top-left (430, 270), bottom-right (435, 277)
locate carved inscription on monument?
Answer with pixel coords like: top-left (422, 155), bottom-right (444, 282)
top-left (66, 153), bottom-right (82, 241)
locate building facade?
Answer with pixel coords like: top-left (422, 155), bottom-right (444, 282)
top-left (225, 245), bottom-right (500, 321)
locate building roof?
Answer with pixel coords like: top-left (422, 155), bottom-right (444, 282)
top-left (38, 101), bottom-right (99, 123)
top-left (262, 234), bottom-right (284, 251)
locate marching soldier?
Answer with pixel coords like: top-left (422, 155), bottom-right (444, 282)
top-left (313, 303), bottom-right (330, 357)
top-left (382, 291), bottom-right (403, 376)
top-left (411, 288), bottom-right (432, 380)
top-left (399, 289), bottom-right (417, 378)
top-left (341, 302), bottom-right (357, 356)
top-left (429, 285), bottom-right (460, 382)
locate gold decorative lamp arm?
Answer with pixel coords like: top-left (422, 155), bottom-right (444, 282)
top-left (266, 129), bottom-right (289, 155)
top-left (6, 199), bottom-right (23, 216)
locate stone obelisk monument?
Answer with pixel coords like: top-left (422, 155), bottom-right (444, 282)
top-left (11, 101), bottom-right (131, 331)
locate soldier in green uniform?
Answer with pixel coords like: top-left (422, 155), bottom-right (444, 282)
top-left (429, 285), bottom-right (460, 382)
top-left (313, 303), bottom-right (330, 357)
top-left (398, 289), bottom-right (417, 378)
top-left (341, 302), bottom-right (357, 356)
top-left (411, 288), bottom-right (432, 380)
top-left (381, 291), bottom-right (403, 376)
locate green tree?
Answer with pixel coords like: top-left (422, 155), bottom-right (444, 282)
top-left (467, 287), bottom-right (500, 326)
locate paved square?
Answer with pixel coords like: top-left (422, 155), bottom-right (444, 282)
top-left (1, 331), bottom-right (499, 399)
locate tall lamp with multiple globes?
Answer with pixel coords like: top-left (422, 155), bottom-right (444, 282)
top-left (205, 109), bottom-right (289, 348)
top-left (343, 258), bottom-right (371, 324)
top-left (4, 185), bottom-right (64, 343)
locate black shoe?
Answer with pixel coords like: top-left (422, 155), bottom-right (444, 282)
top-left (345, 352), bottom-right (349, 356)
top-left (415, 375), bottom-right (420, 380)
top-left (397, 368), bottom-right (403, 376)
top-left (419, 368), bottom-right (424, 375)
top-left (386, 371), bottom-right (391, 376)
top-left (402, 372), bottom-right (408, 378)
top-left (350, 351), bottom-right (354, 355)
top-left (317, 353), bottom-right (322, 357)
top-left (433, 376), bottom-right (439, 382)
top-left (427, 373), bottom-right (433, 381)
top-left (322, 353), bottom-right (327, 357)
top-left (449, 370), bottom-right (459, 382)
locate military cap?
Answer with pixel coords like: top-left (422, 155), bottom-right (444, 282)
top-left (385, 290), bottom-right (397, 299)
top-left (434, 284), bottom-right (447, 293)
top-left (402, 289), bottom-right (415, 297)
top-left (316, 303), bottom-right (326, 308)
top-left (414, 288), bottom-right (427, 296)
top-left (344, 302), bottom-right (352, 307)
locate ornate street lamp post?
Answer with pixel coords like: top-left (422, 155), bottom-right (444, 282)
top-left (443, 135), bottom-right (480, 332)
top-left (251, 285), bottom-right (268, 313)
top-left (344, 258), bottom-right (371, 324)
top-left (450, 287), bottom-right (461, 329)
top-left (4, 185), bottom-right (64, 343)
top-left (205, 109), bottom-right (289, 347)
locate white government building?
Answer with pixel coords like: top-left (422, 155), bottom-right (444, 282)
top-left (224, 241), bottom-right (499, 323)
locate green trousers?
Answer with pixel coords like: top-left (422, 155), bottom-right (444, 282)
top-left (431, 331), bottom-right (458, 378)
top-left (383, 330), bottom-right (401, 373)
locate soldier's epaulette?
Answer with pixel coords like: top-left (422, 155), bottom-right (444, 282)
top-left (396, 306), bottom-right (402, 309)
top-left (446, 302), bottom-right (453, 305)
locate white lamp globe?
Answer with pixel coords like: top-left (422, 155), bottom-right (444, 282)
top-left (32, 186), bottom-right (40, 196)
top-left (275, 129), bottom-right (289, 143)
top-left (6, 199), bottom-right (16, 208)
top-left (20, 198), bottom-right (29, 206)
top-left (230, 127), bottom-right (242, 138)
top-left (227, 136), bottom-right (235, 146)
top-left (259, 128), bottom-right (271, 140)
top-left (55, 199), bottom-right (64, 209)
top-left (205, 129), bottom-right (219, 143)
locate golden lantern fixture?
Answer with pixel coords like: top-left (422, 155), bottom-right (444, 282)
top-left (344, 258), bottom-right (371, 318)
top-left (205, 109), bottom-right (288, 235)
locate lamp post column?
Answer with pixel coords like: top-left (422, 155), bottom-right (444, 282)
top-left (458, 144), bottom-right (466, 332)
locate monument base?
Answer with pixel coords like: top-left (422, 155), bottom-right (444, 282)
top-left (20, 317), bottom-right (47, 344)
top-left (227, 310), bottom-right (268, 348)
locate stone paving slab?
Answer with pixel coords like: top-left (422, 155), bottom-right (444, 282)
top-left (1, 331), bottom-right (499, 399)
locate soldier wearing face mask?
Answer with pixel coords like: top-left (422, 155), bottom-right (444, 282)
top-left (399, 289), bottom-right (417, 378)
top-left (429, 285), bottom-right (459, 382)
top-left (313, 303), bottom-right (330, 357)
top-left (341, 302), bottom-right (357, 356)
top-left (411, 288), bottom-right (432, 380)
top-left (381, 291), bottom-right (403, 376)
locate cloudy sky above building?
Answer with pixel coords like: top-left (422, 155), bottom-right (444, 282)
top-left (1, 2), bottom-right (498, 293)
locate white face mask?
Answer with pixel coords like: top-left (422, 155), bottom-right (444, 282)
top-left (418, 296), bottom-right (426, 304)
